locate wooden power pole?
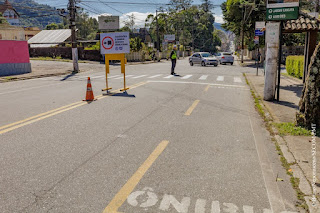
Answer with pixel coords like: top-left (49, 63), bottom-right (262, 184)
top-left (69, 0), bottom-right (79, 72)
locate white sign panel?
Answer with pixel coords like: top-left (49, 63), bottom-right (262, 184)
top-left (267, 0), bottom-right (299, 8)
top-left (98, 16), bottom-right (120, 30)
top-left (266, 22), bottom-right (280, 44)
top-left (255, 21), bottom-right (266, 30)
top-left (100, 32), bottom-right (130, 54)
top-left (164, 34), bottom-right (175, 42)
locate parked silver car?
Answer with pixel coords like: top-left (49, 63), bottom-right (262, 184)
top-left (216, 52), bottom-right (234, 65)
top-left (189, 52), bottom-right (218, 67)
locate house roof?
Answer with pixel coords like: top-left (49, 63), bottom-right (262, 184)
top-left (0, 0), bottom-right (19, 17)
top-left (28, 29), bottom-right (71, 48)
top-left (283, 11), bottom-right (320, 32)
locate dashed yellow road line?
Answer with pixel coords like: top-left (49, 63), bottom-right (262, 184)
top-left (204, 84), bottom-right (210, 92)
top-left (0, 82), bottom-right (147, 135)
top-left (103, 140), bottom-right (169, 213)
top-left (185, 100), bottom-right (200, 116)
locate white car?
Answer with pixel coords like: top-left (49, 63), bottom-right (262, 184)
top-left (189, 52), bottom-right (218, 67)
top-left (216, 52), bottom-right (234, 65)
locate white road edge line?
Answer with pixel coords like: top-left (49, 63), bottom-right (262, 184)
top-left (249, 111), bottom-right (286, 212)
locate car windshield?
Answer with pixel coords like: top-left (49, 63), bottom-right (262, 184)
top-left (223, 53), bottom-right (232, 55)
top-left (201, 53), bottom-right (212, 57)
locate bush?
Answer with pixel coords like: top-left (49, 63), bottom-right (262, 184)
top-left (286, 55), bottom-right (304, 79)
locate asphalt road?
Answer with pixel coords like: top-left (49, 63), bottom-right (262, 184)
top-left (0, 58), bottom-right (299, 213)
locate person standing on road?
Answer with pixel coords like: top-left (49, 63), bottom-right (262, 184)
top-left (170, 45), bottom-right (177, 75)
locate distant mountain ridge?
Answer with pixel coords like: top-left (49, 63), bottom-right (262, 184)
top-left (214, 23), bottom-right (225, 32)
top-left (0, 0), bottom-right (62, 28)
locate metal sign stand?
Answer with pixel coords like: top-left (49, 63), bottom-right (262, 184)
top-left (102, 53), bottom-right (128, 94)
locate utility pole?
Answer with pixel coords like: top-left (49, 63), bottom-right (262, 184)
top-left (241, 6), bottom-right (244, 64)
top-left (155, 10), bottom-right (160, 62)
top-left (68, 0), bottom-right (79, 72)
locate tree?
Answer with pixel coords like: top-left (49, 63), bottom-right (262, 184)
top-left (124, 14), bottom-right (135, 32)
top-left (130, 37), bottom-right (143, 51)
top-left (221, 0), bottom-right (266, 51)
top-left (0, 12), bottom-right (8, 24)
top-left (45, 23), bottom-right (64, 30)
top-left (169, 0), bottom-right (193, 11)
top-left (201, 0), bottom-right (214, 13)
top-left (297, 43), bottom-right (320, 128)
top-left (76, 10), bottom-right (98, 40)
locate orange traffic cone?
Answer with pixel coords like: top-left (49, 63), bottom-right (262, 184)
top-left (83, 77), bottom-right (95, 101)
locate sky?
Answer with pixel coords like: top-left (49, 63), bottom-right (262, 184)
top-left (34, 0), bottom-right (226, 27)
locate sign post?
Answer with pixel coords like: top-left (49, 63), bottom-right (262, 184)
top-left (100, 32), bottom-right (130, 93)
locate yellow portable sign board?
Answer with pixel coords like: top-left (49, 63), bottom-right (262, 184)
top-left (102, 53), bottom-right (129, 93)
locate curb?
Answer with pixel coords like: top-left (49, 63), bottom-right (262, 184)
top-left (243, 72), bottom-right (318, 212)
top-left (0, 71), bottom-right (73, 83)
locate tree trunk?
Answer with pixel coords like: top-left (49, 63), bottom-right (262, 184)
top-left (297, 42), bottom-right (320, 128)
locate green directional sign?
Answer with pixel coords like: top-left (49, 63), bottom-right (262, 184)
top-left (266, 7), bottom-right (299, 21)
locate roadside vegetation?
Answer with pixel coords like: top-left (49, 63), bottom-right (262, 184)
top-left (286, 56), bottom-right (304, 79)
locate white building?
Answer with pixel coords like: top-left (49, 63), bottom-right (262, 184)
top-left (0, 0), bottom-right (20, 26)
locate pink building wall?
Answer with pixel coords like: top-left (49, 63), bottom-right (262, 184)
top-left (0, 40), bottom-right (30, 64)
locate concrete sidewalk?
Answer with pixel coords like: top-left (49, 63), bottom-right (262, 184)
top-left (244, 62), bottom-right (320, 212)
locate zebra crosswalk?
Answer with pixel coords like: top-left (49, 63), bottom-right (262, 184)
top-left (61, 74), bottom-right (243, 84)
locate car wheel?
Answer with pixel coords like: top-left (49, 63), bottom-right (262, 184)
top-left (190, 61), bottom-right (193, 66)
top-left (231, 62), bottom-right (233, 65)
top-left (214, 64), bottom-right (218, 67)
top-left (201, 62), bottom-right (206, 66)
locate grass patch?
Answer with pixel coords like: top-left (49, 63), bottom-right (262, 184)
top-left (273, 122), bottom-right (311, 136)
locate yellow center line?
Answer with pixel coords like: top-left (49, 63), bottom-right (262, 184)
top-left (0, 82), bottom-right (147, 135)
top-left (185, 100), bottom-right (200, 116)
top-left (204, 84), bottom-right (210, 92)
top-left (103, 140), bottom-right (169, 213)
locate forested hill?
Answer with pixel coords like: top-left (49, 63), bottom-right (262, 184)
top-left (0, 0), bottom-right (62, 28)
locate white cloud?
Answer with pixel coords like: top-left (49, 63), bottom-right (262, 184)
top-left (214, 15), bottom-right (224, 24)
top-left (120, 12), bottom-right (155, 28)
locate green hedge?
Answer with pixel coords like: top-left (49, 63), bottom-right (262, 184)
top-left (286, 55), bottom-right (304, 79)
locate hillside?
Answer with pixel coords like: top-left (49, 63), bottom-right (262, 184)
top-left (0, 0), bottom-right (62, 28)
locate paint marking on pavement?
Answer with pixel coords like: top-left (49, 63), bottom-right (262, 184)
top-left (185, 100), bottom-right (200, 116)
top-left (204, 85), bottom-right (210, 92)
top-left (217, 76), bottom-right (224, 81)
top-left (199, 75), bottom-right (208, 80)
top-left (103, 140), bottom-right (169, 213)
top-left (148, 74), bottom-right (162, 79)
top-left (108, 75), bottom-right (121, 79)
top-left (248, 111), bottom-right (286, 212)
top-left (0, 82), bottom-right (147, 135)
top-left (234, 77), bottom-right (242, 83)
top-left (182, 75), bottom-right (192, 79)
top-left (147, 80), bottom-right (247, 89)
top-left (164, 75), bottom-right (174, 79)
top-left (114, 75), bottom-right (133, 80)
top-left (132, 75), bottom-right (147, 79)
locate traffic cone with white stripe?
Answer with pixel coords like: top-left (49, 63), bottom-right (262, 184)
top-left (83, 77), bottom-right (95, 101)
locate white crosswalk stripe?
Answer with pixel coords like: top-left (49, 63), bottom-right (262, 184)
top-left (164, 75), bottom-right (174, 79)
top-left (199, 75), bottom-right (208, 80)
top-left (114, 75), bottom-right (133, 79)
top-left (234, 77), bottom-right (242, 83)
top-left (217, 76), bottom-right (224, 81)
top-left (108, 75), bottom-right (121, 79)
top-left (148, 74), bottom-right (162, 78)
top-left (132, 75), bottom-right (147, 79)
top-left (181, 75), bottom-right (192, 79)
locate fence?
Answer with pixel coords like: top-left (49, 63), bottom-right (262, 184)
top-left (29, 47), bottom-right (191, 62)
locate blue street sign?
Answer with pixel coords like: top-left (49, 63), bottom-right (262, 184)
top-left (255, 30), bottom-right (264, 36)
